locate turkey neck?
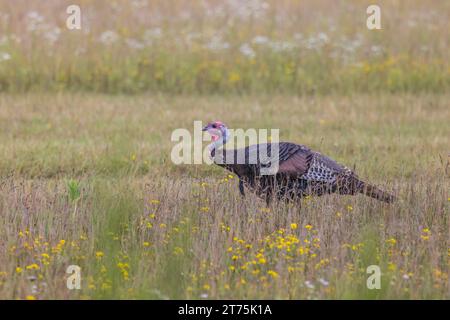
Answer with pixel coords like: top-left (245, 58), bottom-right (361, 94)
top-left (209, 128), bottom-right (230, 159)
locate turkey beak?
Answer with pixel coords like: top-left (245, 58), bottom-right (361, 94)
top-left (202, 125), bottom-right (209, 132)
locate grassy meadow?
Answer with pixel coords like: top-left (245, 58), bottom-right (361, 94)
top-left (0, 94), bottom-right (449, 299)
top-left (0, 1), bottom-right (449, 300)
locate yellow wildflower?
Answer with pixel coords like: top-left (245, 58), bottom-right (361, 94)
top-left (267, 270), bottom-right (279, 279)
top-left (26, 264), bottom-right (40, 270)
top-left (386, 238), bottom-right (397, 245)
top-left (228, 72), bottom-right (241, 83)
top-left (173, 247), bottom-right (184, 255)
top-left (41, 253), bottom-right (50, 259)
top-left (388, 262), bottom-right (397, 271)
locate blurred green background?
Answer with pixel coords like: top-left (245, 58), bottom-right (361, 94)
top-left (0, 0), bottom-right (448, 94)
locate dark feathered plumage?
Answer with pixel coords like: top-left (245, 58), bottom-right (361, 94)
top-left (203, 121), bottom-right (395, 205)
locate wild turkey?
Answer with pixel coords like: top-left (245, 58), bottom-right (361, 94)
top-left (203, 121), bottom-right (395, 204)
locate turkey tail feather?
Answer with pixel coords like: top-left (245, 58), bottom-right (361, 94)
top-left (360, 182), bottom-right (395, 203)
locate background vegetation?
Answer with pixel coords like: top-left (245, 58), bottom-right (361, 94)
top-left (0, 0), bottom-right (449, 94)
top-left (0, 0), bottom-right (448, 300)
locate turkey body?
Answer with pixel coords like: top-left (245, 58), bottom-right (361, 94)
top-left (212, 142), bottom-right (394, 204)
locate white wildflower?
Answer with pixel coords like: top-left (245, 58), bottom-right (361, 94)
top-left (252, 35), bottom-right (269, 45)
top-left (143, 28), bottom-right (163, 46)
top-left (205, 36), bottom-right (230, 51)
top-left (227, 0), bottom-right (269, 20)
top-left (99, 30), bottom-right (119, 45)
top-left (144, 28), bottom-right (162, 39)
top-left (318, 278), bottom-right (329, 286)
top-left (317, 32), bottom-right (329, 43)
top-left (0, 52), bottom-right (11, 62)
top-left (305, 280), bottom-right (315, 289)
top-left (125, 38), bottom-right (144, 50)
top-left (239, 43), bottom-right (256, 58)
top-left (269, 41), bottom-right (296, 52)
top-left (44, 27), bottom-right (61, 45)
top-left (0, 36), bottom-right (7, 46)
top-left (31, 285), bottom-right (39, 294)
top-left (26, 11), bottom-right (45, 32)
top-left (370, 45), bottom-right (383, 56)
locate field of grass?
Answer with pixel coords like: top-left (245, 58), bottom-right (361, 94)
top-left (0, 0), bottom-right (449, 94)
top-left (0, 93), bottom-right (448, 299)
top-left (0, 0), bottom-right (449, 301)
